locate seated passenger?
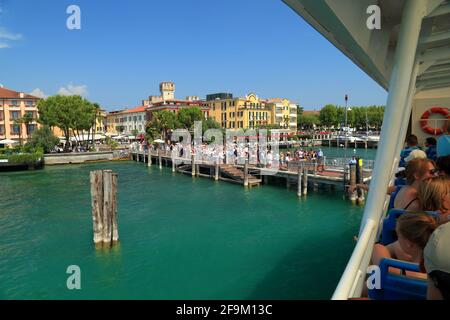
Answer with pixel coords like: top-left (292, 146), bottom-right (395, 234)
top-left (424, 222), bottom-right (450, 300)
top-left (436, 155), bottom-right (450, 176)
top-left (372, 212), bottom-right (439, 275)
top-left (394, 158), bottom-right (437, 211)
top-left (399, 134), bottom-right (421, 167)
top-left (425, 137), bottom-right (438, 161)
top-left (418, 175), bottom-right (450, 223)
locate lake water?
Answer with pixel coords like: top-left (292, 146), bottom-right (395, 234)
top-left (0, 159), bottom-right (365, 299)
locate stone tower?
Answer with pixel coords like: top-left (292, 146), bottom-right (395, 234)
top-left (160, 82), bottom-right (175, 101)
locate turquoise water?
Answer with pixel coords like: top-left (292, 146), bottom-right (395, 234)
top-left (0, 161), bottom-right (364, 299)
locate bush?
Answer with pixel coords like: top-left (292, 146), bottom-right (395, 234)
top-left (0, 151), bottom-right (43, 165)
top-left (28, 126), bottom-right (60, 153)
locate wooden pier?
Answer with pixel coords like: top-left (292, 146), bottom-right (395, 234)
top-left (131, 150), bottom-right (372, 196)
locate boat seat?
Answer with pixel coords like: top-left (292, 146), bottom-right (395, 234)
top-left (368, 258), bottom-right (427, 300)
top-left (388, 186), bottom-right (403, 211)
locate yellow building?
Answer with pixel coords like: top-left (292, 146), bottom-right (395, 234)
top-left (0, 87), bottom-right (40, 145)
top-left (206, 93), bottom-right (272, 130)
top-left (267, 98), bottom-right (298, 131)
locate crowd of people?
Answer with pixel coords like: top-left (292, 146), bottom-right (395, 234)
top-left (140, 140), bottom-right (326, 170)
top-left (369, 134), bottom-right (450, 300)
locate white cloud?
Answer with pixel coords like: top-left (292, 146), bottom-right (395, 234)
top-left (58, 84), bottom-right (88, 97)
top-left (29, 88), bottom-right (47, 99)
top-left (0, 42), bottom-right (9, 49)
top-left (0, 27), bottom-right (22, 41)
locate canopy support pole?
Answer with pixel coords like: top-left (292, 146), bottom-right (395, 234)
top-left (333, 0), bottom-right (427, 299)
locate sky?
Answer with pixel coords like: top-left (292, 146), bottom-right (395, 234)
top-left (0, 0), bottom-right (388, 111)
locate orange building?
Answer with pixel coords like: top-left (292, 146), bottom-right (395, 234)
top-left (0, 86), bottom-right (41, 144)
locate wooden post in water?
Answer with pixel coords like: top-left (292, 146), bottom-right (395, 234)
top-left (313, 161), bottom-right (319, 192)
top-left (302, 165), bottom-right (308, 196)
top-left (191, 154), bottom-right (196, 176)
top-left (90, 170), bottom-right (119, 248)
top-left (158, 149), bottom-right (162, 169)
top-left (349, 164), bottom-right (357, 204)
top-left (215, 160), bottom-right (219, 181)
top-left (297, 164), bottom-right (302, 197)
top-left (244, 159), bottom-right (249, 187)
top-left (147, 150), bottom-right (152, 167)
top-left (357, 159), bottom-right (365, 205)
top-left (172, 157), bottom-right (176, 173)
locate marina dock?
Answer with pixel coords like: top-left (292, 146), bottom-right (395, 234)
top-left (131, 150), bottom-right (372, 194)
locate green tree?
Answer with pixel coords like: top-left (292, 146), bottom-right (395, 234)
top-left (202, 117), bottom-right (221, 132)
top-left (27, 125), bottom-right (60, 153)
top-left (37, 95), bottom-right (96, 152)
top-left (177, 107), bottom-right (204, 130)
top-left (146, 110), bottom-right (179, 141)
top-left (298, 114), bottom-right (320, 130)
top-left (319, 104), bottom-right (338, 128)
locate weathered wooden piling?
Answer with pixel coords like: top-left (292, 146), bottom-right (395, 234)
top-left (147, 151), bottom-right (152, 167)
top-left (244, 159), bottom-right (249, 187)
top-left (90, 170), bottom-right (119, 248)
top-left (297, 165), bottom-right (302, 197)
top-left (302, 165), bottom-right (308, 196)
top-left (349, 164), bottom-right (357, 203)
top-left (158, 150), bottom-right (162, 169)
top-left (357, 159), bottom-right (365, 204)
top-left (191, 154), bottom-right (196, 176)
top-left (215, 161), bottom-right (219, 181)
top-left (172, 158), bottom-right (176, 172)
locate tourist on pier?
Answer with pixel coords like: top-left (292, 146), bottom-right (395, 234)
top-left (399, 134), bottom-right (421, 167)
top-left (317, 148), bottom-right (324, 172)
top-left (394, 158), bottom-right (437, 211)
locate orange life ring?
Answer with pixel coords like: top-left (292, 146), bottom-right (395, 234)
top-left (420, 107), bottom-right (450, 135)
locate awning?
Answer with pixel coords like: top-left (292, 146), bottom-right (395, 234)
top-left (0, 139), bottom-right (19, 144)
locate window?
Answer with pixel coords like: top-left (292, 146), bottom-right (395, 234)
top-left (11, 100), bottom-right (19, 106)
top-left (10, 111), bottom-right (20, 120)
top-left (138, 116), bottom-right (142, 121)
top-left (27, 124), bottom-right (36, 134)
top-left (26, 100), bottom-right (34, 107)
top-left (0, 125), bottom-right (4, 135)
top-left (0, 111), bottom-right (4, 120)
top-left (11, 124), bottom-right (20, 134)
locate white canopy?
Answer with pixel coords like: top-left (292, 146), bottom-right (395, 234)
top-left (154, 139), bottom-right (165, 143)
top-left (0, 139), bottom-right (19, 144)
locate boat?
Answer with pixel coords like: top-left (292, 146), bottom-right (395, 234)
top-left (283, 0), bottom-right (450, 299)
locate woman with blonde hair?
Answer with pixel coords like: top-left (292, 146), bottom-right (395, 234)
top-left (371, 212), bottom-right (440, 273)
top-left (393, 158), bottom-right (437, 211)
top-left (419, 175), bottom-right (450, 223)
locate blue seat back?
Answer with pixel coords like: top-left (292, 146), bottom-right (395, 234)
top-left (388, 186), bottom-right (403, 211)
top-left (394, 177), bottom-right (407, 186)
top-left (368, 258), bottom-right (427, 300)
top-left (381, 209), bottom-right (405, 245)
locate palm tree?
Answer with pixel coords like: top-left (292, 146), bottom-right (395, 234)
top-left (13, 117), bottom-right (24, 145)
top-left (22, 112), bottom-right (35, 141)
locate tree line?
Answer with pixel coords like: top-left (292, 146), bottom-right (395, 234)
top-left (297, 104), bottom-right (385, 130)
top-left (146, 108), bottom-right (221, 142)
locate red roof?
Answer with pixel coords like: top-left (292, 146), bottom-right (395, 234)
top-left (121, 106), bottom-right (147, 114)
top-left (0, 87), bottom-right (40, 99)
